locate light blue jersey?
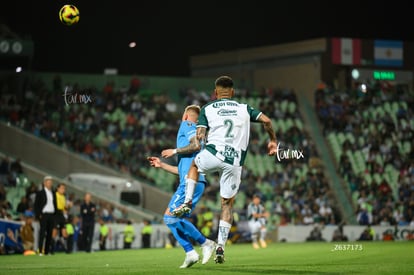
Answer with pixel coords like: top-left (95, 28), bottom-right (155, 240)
top-left (177, 121), bottom-right (206, 185)
top-left (166, 120), bottom-right (206, 216)
top-left (163, 120), bottom-right (209, 253)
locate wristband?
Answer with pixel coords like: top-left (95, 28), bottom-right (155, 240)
top-left (173, 149), bottom-right (177, 155)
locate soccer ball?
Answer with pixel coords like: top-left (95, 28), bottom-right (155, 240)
top-left (59, 5), bottom-right (80, 26)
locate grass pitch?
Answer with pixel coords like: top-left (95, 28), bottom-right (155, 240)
top-left (1, 242), bottom-right (413, 274)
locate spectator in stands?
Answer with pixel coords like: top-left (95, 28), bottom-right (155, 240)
top-left (356, 205), bottom-right (372, 226)
top-left (0, 184), bottom-right (7, 204)
top-left (319, 202), bottom-right (333, 224)
top-left (10, 158), bottom-right (23, 175)
top-left (303, 212), bottom-right (314, 225)
top-left (0, 202), bottom-right (11, 219)
top-left (99, 202), bottom-right (114, 223)
top-left (25, 182), bottom-right (38, 208)
top-left (20, 212), bottom-right (35, 251)
top-left (129, 75), bottom-right (141, 94)
top-left (0, 157), bottom-right (10, 185)
top-left (16, 196), bottom-right (30, 216)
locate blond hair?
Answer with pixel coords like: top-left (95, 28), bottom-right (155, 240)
top-left (184, 105), bottom-right (201, 115)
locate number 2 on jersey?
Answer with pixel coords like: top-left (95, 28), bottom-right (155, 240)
top-left (224, 119), bottom-right (234, 138)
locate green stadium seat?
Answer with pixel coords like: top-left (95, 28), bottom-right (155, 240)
top-left (337, 132), bottom-right (346, 145)
top-left (362, 110), bottom-right (369, 120)
top-left (280, 100), bottom-right (288, 113)
top-left (369, 107), bottom-right (377, 119)
top-left (288, 101), bottom-right (297, 114)
top-left (375, 154), bottom-right (384, 166)
top-left (346, 132), bottom-right (355, 144)
top-left (358, 136), bottom-right (365, 147)
top-left (400, 119), bottom-right (408, 130)
top-left (363, 173), bottom-right (372, 184)
top-left (277, 120), bottom-right (285, 133)
top-left (391, 102), bottom-right (399, 114)
top-left (376, 106), bottom-right (385, 117)
top-left (373, 173), bottom-right (382, 184)
top-left (383, 102), bottom-right (391, 114)
top-left (265, 200), bottom-right (273, 211)
top-left (354, 151), bottom-right (366, 174)
top-left (403, 141), bottom-right (411, 154)
top-left (352, 190), bottom-right (360, 205)
top-left (369, 123), bottom-right (376, 134)
top-left (295, 118), bottom-right (303, 130)
top-left (285, 118), bottom-right (294, 131)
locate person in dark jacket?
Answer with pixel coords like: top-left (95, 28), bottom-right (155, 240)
top-left (79, 192), bottom-right (96, 252)
top-left (34, 176), bottom-right (56, 255)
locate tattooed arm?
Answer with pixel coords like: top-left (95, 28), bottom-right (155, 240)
top-left (161, 135), bottom-right (202, 158)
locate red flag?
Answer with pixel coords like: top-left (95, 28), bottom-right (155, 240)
top-left (332, 38), bottom-right (361, 65)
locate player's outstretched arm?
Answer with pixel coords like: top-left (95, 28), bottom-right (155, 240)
top-left (161, 135), bottom-right (201, 158)
top-left (147, 156), bottom-right (178, 175)
top-left (257, 113), bottom-right (277, 156)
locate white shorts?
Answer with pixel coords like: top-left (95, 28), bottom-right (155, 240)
top-left (248, 219), bottom-right (267, 234)
top-left (194, 149), bottom-right (242, 199)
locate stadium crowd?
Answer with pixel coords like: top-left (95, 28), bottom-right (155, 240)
top-left (315, 81), bottom-right (414, 226)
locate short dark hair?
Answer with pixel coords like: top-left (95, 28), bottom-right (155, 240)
top-left (215, 76), bottom-right (233, 88)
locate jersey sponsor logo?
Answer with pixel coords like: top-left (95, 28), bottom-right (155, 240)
top-left (212, 102), bottom-right (226, 108)
top-left (212, 101), bottom-right (239, 108)
top-left (217, 109), bottom-right (237, 116)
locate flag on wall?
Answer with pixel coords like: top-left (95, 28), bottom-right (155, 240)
top-left (374, 40), bottom-right (403, 67)
top-left (331, 38), bottom-right (361, 65)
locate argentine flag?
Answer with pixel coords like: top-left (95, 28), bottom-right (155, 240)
top-left (374, 40), bottom-right (403, 67)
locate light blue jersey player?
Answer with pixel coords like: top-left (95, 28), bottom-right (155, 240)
top-left (168, 119), bottom-right (206, 215)
top-left (147, 105), bottom-right (215, 268)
